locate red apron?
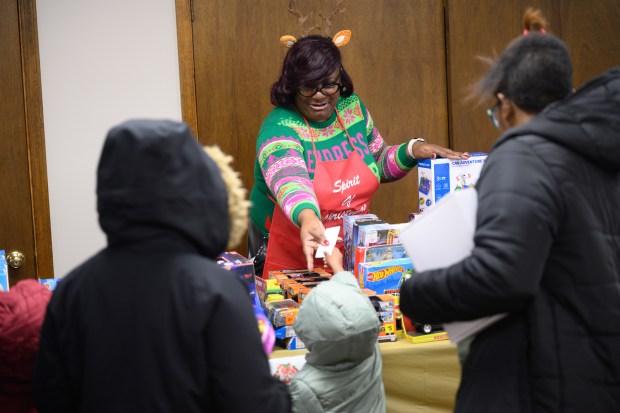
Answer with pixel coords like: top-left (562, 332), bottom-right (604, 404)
top-left (262, 110), bottom-right (380, 277)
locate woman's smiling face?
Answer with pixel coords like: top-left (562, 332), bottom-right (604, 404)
top-left (293, 68), bottom-right (341, 122)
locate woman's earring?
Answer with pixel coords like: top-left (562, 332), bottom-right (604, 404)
top-left (342, 87), bottom-right (347, 92)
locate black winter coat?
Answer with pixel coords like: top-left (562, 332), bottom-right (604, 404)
top-left (401, 67), bottom-right (620, 412)
top-left (33, 120), bottom-right (290, 413)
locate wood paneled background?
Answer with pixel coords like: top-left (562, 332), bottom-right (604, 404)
top-left (178, 0), bottom-right (620, 256)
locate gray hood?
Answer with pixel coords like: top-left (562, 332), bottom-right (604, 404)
top-left (293, 272), bottom-right (380, 368)
top-left (97, 120), bottom-right (229, 258)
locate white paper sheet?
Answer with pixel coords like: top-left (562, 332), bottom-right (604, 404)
top-left (315, 226), bottom-right (340, 258)
top-left (399, 189), bottom-right (506, 344)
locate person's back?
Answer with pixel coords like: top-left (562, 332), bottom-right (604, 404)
top-left (400, 9), bottom-right (620, 413)
top-left (0, 280), bottom-right (51, 413)
top-left (33, 120), bottom-right (290, 413)
top-left (289, 253), bottom-right (385, 413)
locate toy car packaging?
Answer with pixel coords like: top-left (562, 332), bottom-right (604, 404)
top-left (265, 299), bottom-right (300, 328)
top-left (343, 214), bottom-right (385, 271)
top-left (417, 152), bottom-right (487, 214)
top-left (255, 277), bottom-right (283, 305)
top-left (216, 251), bottom-right (260, 307)
top-left (365, 293), bottom-right (397, 342)
top-left (354, 244), bottom-right (408, 278)
top-left (359, 258), bottom-right (414, 295)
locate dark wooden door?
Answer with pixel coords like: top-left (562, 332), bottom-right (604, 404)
top-left (180, 0), bottom-right (449, 256)
top-left (446, 0), bottom-right (620, 153)
top-left (0, 0), bottom-right (53, 285)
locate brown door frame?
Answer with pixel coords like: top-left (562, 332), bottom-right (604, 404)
top-left (175, 0), bottom-right (199, 138)
top-left (17, 0), bottom-right (53, 278)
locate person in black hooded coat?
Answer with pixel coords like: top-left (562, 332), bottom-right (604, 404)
top-left (33, 120), bottom-right (291, 413)
top-left (400, 9), bottom-right (620, 413)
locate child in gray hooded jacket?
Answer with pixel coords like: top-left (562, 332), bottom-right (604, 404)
top-left (289, 248), bottom-right (385, 413)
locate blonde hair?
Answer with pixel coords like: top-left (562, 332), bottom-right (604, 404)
top-left (203, 145), bottom-right (250, 250)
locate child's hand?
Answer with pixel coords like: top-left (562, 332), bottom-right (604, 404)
top-left (323, 248), bottom-right (344, 273)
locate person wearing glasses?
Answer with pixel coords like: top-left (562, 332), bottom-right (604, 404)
top-left (249, 34), bottom-right (467, 276)
top-left (400, 9), bottom-right (620, 412)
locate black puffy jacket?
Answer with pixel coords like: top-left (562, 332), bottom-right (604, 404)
top-left (33, 120), bottom-right (290, 413)
top-left (401, 67), bottom-right (620, 412)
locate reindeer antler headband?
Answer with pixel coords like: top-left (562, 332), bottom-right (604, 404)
top-left (280, 0), bottom-right (351, 48)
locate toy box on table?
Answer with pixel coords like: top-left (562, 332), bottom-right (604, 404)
top-left (343, 214), bottom-right (384, 271)
top-left (417, 152), bottom-right (487, 214)
top-left (216, 251), bottom-right (260, 307)
top-left (354, 244), bottom-right (408, 278)
top-left (358, 257), bottom-right (414, 295)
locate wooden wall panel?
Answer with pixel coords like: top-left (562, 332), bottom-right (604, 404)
top-left (446, 0), bottom-right (620, 154)
top-left (446, 0), bottom-right (560, 154)
top-left (190, 0), bottom-right (448, 255)
top-left (559, 0), bottom-right (620, 88)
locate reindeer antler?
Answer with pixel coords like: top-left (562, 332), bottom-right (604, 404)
top-left (288, 0), bottom-right (319, 37)
top-left (318, 0), bottom-right (346, 37)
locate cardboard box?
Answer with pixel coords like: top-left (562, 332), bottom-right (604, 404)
top-left (417, 152), bottom-right (487, 214)
top-left (0, 250), bottom-right (8, 292)
top-left (359, 258), bottom-right (414, 295)
top-left (343, 215), bottom-right (385, 271)
top-left (216, 251), bottom-right (260, 307)
top-left (266, 299), bottom-right (300, 328)
top-left (39, 278), bottom-right (62, 291)
top-left (354, 244), bottom-right (408, 278)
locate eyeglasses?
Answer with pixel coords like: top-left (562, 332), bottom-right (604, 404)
top-left (486, 99), bottom-right (501, 129)
top-left (298, 82), bottom-right (342, 97)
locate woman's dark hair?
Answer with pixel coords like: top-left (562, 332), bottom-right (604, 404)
top-left (474, 9), bottom-right (573, 113)
top-left (270, 35), bottom-right (354, 106)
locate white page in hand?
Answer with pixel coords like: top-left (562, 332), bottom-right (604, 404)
top-left (315, 226), bottom-right (340, 258)
top-left (399, 188), bottom-right (506, 343)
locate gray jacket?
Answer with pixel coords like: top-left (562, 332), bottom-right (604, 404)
top-left (290, 271), bottom-right (385, 413)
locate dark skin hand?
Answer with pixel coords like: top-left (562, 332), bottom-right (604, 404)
top-left (323, 248), bottom-right (344, 273)
top-left (412, 142), bottom-right (469, 160)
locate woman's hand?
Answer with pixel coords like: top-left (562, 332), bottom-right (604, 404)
top-left (412, 141), bottom-right (469, 160)
top-left (323, 248), bottom-right (344, 273)
top-left (298, 209), bottom-right (327, 271)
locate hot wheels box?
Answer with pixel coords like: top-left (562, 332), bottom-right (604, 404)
top-left (417, 152), bottom-right (487, 214)
top-left (359, 258), bottom-right (414, 295)
top-left (216, 251), bottom-right (260, 307)
top-left (354, 244), bottom-right (408, 278)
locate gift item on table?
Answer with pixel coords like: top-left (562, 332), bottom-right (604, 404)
top-left (417, 152), bottom-right (487, 214)
top-left (343, 214), bottom-right (383, 271)
top-left (266, 299), bottom-right (300, 328)
top-left (216, 251), bottom-right (260, 307)
top-left (354, 244), bottom-right (408, 278)
top-left (358, 258), bottom-right (414, 295)
top-left (366, 294), bottom-right (398, 342)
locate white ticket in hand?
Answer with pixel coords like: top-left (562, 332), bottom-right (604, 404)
top-left (315, 226), bottom-right (340, 258)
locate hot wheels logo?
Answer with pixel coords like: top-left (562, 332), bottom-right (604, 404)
top-left (367, 266), bottom-right (403, 282)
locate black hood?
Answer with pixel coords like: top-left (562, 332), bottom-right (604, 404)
top-left (495, 67), bottom-right (620, 171)
top-left (97, 120), bottom-right (229, 258)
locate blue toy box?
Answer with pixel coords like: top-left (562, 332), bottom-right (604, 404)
top-left (216, 251), bottom-right (260, 307)
top-left (0, 250), bottom-right (8, 291)
top-left (358, 258), bottom-right (414, 295)
top-left (417, 152), bottom-right (487, 214)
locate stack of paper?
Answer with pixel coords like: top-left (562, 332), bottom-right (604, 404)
top-left (399, 189), bottom-right (506, 344)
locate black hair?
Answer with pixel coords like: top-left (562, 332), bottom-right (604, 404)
top-left (270, 35), bottom-right (354, 106)
top-left (474, 9), bottom-right (573, 113)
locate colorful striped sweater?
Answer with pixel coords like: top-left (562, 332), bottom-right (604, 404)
top-left (249, 94), bottom-right (417, 237)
